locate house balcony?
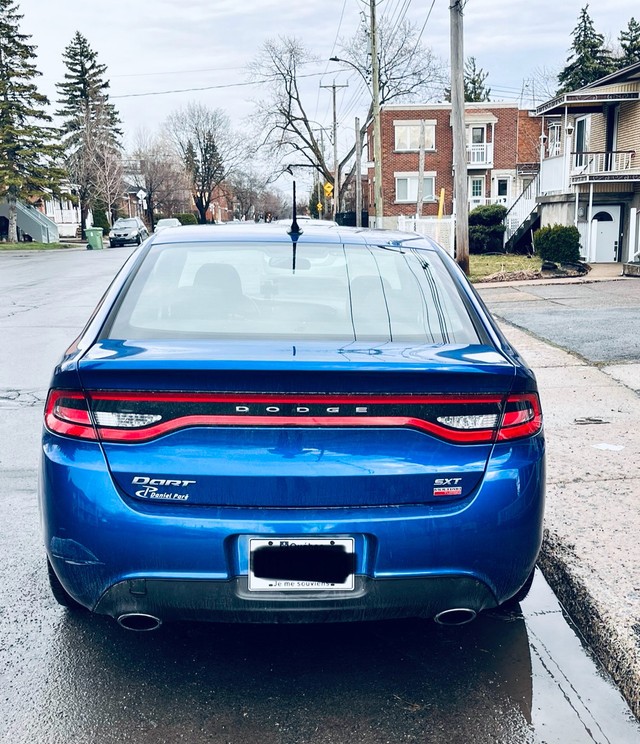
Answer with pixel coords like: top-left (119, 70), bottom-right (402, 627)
top-left (466, 142), bottom-right (493, 168)
top-left (468, 195), bottom-right (511, 210)
top-left (570, 150), bottom-right (640, 183)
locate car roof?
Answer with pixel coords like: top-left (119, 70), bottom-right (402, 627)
top-left (149, 222), bottom-right (439, 250)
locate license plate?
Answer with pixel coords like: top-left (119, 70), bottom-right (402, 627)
top-left (248, 537), bottom-right (355, 592)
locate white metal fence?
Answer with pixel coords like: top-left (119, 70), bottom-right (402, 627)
top-left (397, 215), bottom-right (456, 257)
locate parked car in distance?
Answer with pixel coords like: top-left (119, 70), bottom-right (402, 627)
top-left (275, 216), bottom-right (339, 227)
top-left (109, 217), bottom-right (149, 247)
top-left (154, 218), bottom-right (182, 233)
top-left (41, 222), bottom-right (544, 631)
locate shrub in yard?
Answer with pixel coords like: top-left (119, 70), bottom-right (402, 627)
top-left (468, 204), bottom-right (508, 254)
top-left (91, 208), bottom-right (110, 233)
top-left (533, 225), bottom-right (581, 264)
top-left (175, 212), bottom-right (198, 225)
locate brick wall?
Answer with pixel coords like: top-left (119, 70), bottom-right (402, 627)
top-left (367, 103), bottom-right (531, 219)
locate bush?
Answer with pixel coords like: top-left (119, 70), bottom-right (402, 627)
top-left (533, 225), bottom-right (581, 264)
top-left (468, 204), bottom-right (508, 254)
top-left (175, 212), bottom-right (198, 225)
top-left (91, 208), bottom-right (110, 233)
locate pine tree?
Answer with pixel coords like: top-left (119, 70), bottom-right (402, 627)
top-left (0, 0), bottom-right (64, 242)
top-left (558, 5), bottom-right (616, 93)
top-left (464, 57), bottom-right (491, 102)
top-left (444, 57), bottom-right (491, 102)
top-left (56, 32), bottom-right (121, 234)
top-left (619, 17), bottom-right (640, 67)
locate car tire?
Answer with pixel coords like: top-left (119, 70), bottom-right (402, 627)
top-left (500, 567), bottom-right (536, 610)
top-left (47, 558), bottom-right (86, 612)
top-left (136, 235), bottom-right (141, 245)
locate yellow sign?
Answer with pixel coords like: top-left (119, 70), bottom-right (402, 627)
top-left (317, 202), bottom-right (323, 211)
top-left (323, 182), bottom-right (333, 198)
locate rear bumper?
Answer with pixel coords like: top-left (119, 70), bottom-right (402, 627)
top-left (94, 575), bottom-right (496, 623)
top-left (40, 432), bottom-right (545, 621)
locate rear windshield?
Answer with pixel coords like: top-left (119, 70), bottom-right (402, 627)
top-left (104, 241), bottom-right (480, 344)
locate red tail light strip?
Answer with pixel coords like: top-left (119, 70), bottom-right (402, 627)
top-left (96, 415), bottom-right (497, 443)
top-left (44, 390), bottom-right (542, 445)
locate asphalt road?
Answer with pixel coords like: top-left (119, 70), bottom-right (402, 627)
top-left (1, 247), bottom-right (638, 744)
top-left (477, 279), bottom-right (640, 365)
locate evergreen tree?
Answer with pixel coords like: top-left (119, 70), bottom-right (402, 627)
top-left (558, 5), bottom-right (616, 92)
top-left (0, 0), bottom-right (64, 242)
top-left (56, 32), bottom-right (121, 234)
top-left (444, 57), bottom-right (491, 102)
top-left (619, 17), bottom-right (640, 67)
top-left (464, 57), bottom-right (491, 102)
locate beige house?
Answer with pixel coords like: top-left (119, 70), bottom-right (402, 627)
top-left (505, 62), bottom-right (640, 268)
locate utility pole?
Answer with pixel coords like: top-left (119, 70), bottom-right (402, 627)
top-left (450, 0), bottom-right (469, 274)
top-left (355, 116), bottom-right (362, 227)
top-left (370, 0), bottom-right (384, 229)
top-left (321, 80), bottom-right (348, 219)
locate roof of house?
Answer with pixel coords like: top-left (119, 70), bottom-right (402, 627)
top-left (534, 61), bottom-right (640, 117)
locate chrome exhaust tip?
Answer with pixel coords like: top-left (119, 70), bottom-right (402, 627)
top-left (433, 608), bottom-right (477, 626)
top-left (117, 613), bottom-right (162, 631)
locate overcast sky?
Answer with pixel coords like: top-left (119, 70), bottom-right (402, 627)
top-left (23, 0), bottom-right (640, 162)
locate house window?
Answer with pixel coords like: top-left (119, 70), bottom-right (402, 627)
top-left (395, 176), bottom-right (435, 202)
top-left (394, 123), bottom-right (435, 151)
top-left (470, 177), bottom-right (484, 198)
top-left (470, 126), bottom-right (485, 144)
top-left (497, 179), bottom-right (509, 197)
top-left (548, 123), bottom-right (562, 157)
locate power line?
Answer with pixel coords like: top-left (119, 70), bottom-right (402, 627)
top-left (112, 70), bottom-right (343, 99)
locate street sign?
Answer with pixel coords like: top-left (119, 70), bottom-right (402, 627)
top-left (317, 202), bottom-right (323, 212)
top-left (323, 182), bottom-right (333, 198)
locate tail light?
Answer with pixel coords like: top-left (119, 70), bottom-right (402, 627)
top-left (45, 391), bottom-right (542, 445)
top-left (44, 390), bottom-right (96, 440)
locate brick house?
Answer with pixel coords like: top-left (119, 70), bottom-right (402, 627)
top-left (520, 61), bottom-right (640, 268)
top-left (366, 102), bottom-right (539, 229)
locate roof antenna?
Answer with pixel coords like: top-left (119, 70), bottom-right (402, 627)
top-left (289, 179), bottom-right (302, 236)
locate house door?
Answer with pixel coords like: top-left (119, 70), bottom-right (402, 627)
top-left (592, 206), bottom-right (621, 262)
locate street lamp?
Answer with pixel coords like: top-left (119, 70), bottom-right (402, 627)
top-left (329, 57), bottom-right (370, 88)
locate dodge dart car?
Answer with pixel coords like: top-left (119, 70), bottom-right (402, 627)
top-left (40, 223), bottom-right (544, 631)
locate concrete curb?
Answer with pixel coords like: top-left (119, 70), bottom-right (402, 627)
top-left (496, 322), bottom-right (640, 720)
top-left (538, 533), bottom-right (640, 721)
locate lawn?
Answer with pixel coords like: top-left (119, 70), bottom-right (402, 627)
top-left (0, 241), bottom-right (75, 251)
top-left (469, 253), bottom-right (542, 283)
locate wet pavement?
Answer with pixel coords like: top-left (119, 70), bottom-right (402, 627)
top-left (1, 248), bottom-right (639, 743)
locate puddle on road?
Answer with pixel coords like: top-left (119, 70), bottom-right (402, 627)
top-left (1, 569), bottom-right (639, 743)
top-left (521, 571), bottom-right (640, 743)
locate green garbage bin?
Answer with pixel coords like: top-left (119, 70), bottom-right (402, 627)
top-left (85, 227), bottom-right (103, 250)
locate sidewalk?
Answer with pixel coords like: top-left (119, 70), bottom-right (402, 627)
top-left (487, 275), bottom-right (640, 719)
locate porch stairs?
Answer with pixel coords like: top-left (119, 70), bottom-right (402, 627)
top-left (503, 173), bottom-right (541, 252)
top-left (0, 199), bottom-right (59, 243)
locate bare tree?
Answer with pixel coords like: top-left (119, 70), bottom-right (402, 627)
top-left (338, 17), bottom-right (445, 108)
top-left (165, 103), bottom-right (246, 224)
top-left (89, 138), bottom-right (123, 225)
top-left (132, 129), bottom-right (190, 229)
top-left (225, 170), bottom-right (271, 220)
top-left (250, 24), bottom-right (445, 204)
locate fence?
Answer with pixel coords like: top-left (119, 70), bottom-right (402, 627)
top-left (397, 215), bottom-right (456, 257)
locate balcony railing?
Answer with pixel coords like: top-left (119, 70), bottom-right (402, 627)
top-left (571, 150), bottom-right (635, 175)
top-left (466, 142), bottom-right (494, 166)
top-left (468, 196), bottom-right (511, 209)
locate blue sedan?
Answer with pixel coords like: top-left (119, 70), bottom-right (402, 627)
top-left (40, 223), bottom-right (544, 631)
